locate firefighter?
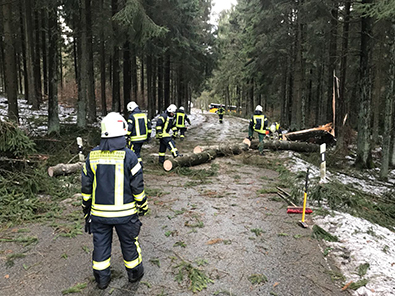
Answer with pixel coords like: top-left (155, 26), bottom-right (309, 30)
top-left (269, 122), bottom-right (283, 140)
top-left (248, 105), bottom-right (268, 155)
top-left (217, 104), bottom-right (225, 123)
top-left (126, 101), bottom-right (152, 166)
top-left (81, 112), bottom-right (148, 289)
top-left (155, 104), bottom-right (182, 164)
top-left (174, 106), bottom-right (191, 141)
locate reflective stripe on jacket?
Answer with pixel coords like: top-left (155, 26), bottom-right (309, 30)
top-left (217, 107), bottom-right (225, 115)
top-left (81, 147), bottom-right (146, 219)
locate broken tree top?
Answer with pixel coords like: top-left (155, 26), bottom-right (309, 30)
top-left (284, 123), bottom-right (335, 145)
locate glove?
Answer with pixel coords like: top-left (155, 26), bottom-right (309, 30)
top-left (138, 204), bottom-right (149, 216)
top-left (82, 201), bottom-right (92, 234)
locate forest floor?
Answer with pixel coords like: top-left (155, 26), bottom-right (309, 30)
top-left (0, 112), bottom-right (353, 296)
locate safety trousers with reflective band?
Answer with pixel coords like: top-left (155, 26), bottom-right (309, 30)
top-left (130, 142), bottom-right (143, 164)
top-left (91, 217), bottom-right (142, 283)
top-left (159, 137), bottom-right (178, 163)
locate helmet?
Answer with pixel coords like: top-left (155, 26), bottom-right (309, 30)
top-left (127, 101), bottom-right (138, 112)
top-left (167, 104), bottom-right (177, 113)
top-left (179, 106), bottom-right (185, 111)
top-left (255, 105), bottom-right (263, 112)
top-left (270, 123), bottom-right (276, 133)
top-left (101, 112), bottom-right (128, 138)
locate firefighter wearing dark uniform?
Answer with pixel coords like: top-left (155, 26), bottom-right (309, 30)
top-left (248, 105), bottom-right (268, 155)
top-left (174, 106), bottom-right (191, 141)
top-left (81, 112), bottom-right (148, 290)
top-left (155, 104), bottom-right (181, 164)
top-left (126, 101), bottom-right (152, 165)
top-left (217, 104), bottom-right (225, 123)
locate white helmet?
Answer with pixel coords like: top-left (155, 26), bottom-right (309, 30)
top-left (179, 106), bottom-right (185, 111)
top-left (270, 123), bottom-right (276, 133)
top-left (167, 104), bottom-right (177, 113)
top-left (101, 112), bottom-right (128, 138)
top-left (127, 101), bottom-right (138, 112)
top-left (255, 105), bottom-right (263, 112)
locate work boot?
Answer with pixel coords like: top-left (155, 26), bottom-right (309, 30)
top-left (128, 264), bottom-right (144, 283)
top-left (94, 273), bottom-right (110, 290)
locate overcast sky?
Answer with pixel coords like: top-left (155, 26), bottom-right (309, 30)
top-left (210, 0), bottom-right (238, 25)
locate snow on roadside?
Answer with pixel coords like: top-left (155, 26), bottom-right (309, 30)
top-left (282, 150), bottom-right (395, 296)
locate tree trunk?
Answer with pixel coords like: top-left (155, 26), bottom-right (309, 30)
top-left (164, 53), bottom-right (170, 108)
top-left (355, 0), bottom-right (373, 169)
top-left (163, 150), bottom-right (217, 171)
top-left (248, 139), bottom-right (320, 153)
top-left (3, 0), bottom-right (19, 122)
top-left (336, 0), bottom-right (351, 152)
top-left (86, 0), bottom-right (96, 123)
top-left (48, 162), bottom-right (84, 177)
top-left (193, 143), bottom-right (249, 156)
top-left (22, 0), bottom-right (38, 109)
top-left (78, 0), bottom-right (87, 128)
top-left (326, 5), bottom-right (338, 124)
top-left (41, 9), bottom-right (48, 96)
top-left (380, 26), bottom-right (395, 180)
top-left (123, 40), bottom-right (131, 116)
top-left (111, 0), bottom-right (120, 112)
top-left (146, 54), bottom-right (153, 117)
top-left (157, 55), bottom-right (164, 114)
top-left (34, 9), bottom-right (42, 105)
top-left (131, 44), bottom-right (138, 103)
top-left (140, 54), bottom-right (145, 106)
top-left (99, 0), bottom-right (107, 116)
top-left (47, 6), bottom-right (59, 134)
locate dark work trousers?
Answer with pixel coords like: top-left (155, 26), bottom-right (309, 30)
top-left (130, 142), bottom-right (143, 164)
top-left (91, 216), bottom-right (142, 284)
top-left (178, 127), bottom-right (187, 139)
top-left (159, 137), bottom-right (178, 163)
top-left (219, 114), bottom-right (224, 123)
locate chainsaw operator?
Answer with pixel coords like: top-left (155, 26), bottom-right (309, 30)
top-left (248, 105), bottom-right (269, 155)
top-left (126, 101), bottom-right (152, 166)
top-left (81, 112), bottom-right (148, 290)
top-left (269, 121), bottom-right (283, 140)
top-left (155, 104), bottom-right (182, 164)
top-left (174, 106), bottom-right (191, 141)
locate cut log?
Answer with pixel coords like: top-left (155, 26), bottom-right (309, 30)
top-left (163, 150), bottom-right (217, 171)
top-left (249, 139), bottom-right (319, 152)
top-left (284, 123), bottom-right (335, 145)
top-left (193, 142), bottom-right (249, 155)
top-left (47, 162), bottom-right (84, 177)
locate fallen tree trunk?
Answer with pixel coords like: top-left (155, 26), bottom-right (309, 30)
top-left (163, 150), bottom-right (217, 171)
top-left (47, 162), bottom-right (84, 177)
top-left (193, 142), bottom-right (249, 155)
top-left (249, 139), bottom-right (320, 152)
top-left (284, 123), bottom-right (335, 145)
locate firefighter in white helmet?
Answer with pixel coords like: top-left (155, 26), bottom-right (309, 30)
top-left (217, 104), bottom-right (225, 123)
top-left (126, 101), bottom-right (152, 166)
top-left (81, 112), bottom-right (147, 289)
top-left (248, 105), bottom-right (268, 155)
top-left (155, 104), bottom-right (182, 163)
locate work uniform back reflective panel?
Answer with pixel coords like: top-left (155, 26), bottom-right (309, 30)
top-left (176, 113), bottom-right (185, 128)
top-left (253, 115), bottom-right (267, 133)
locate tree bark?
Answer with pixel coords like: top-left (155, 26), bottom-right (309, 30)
top-left (111, 0), bottom-right (120, 112)
top-left (78, 0), bottom-right (87, 127)
top-left (48, 162), bottom-right (84, 177)
top-left (3, 0), bottom-right (19, 122)
top-left (123, 40), bottom-right (131, 116)
top-left (193, 143), bottom-right (249, 156)
top-left (86, 0), bottom-right (96, 123)
top-left (355, 0), bottom-right (373, 169)
top-left (163, 150), bottom-right (217, 171)
top-left (47, 5), bottom-right (59, 134)
top-left (248, 139), bottom-right (320, 153)
top-left (99, 0), bottom-right (107, 116)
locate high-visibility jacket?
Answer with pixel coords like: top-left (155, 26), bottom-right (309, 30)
top-left (175, 110), bottom-right (191, 128)
top-left (250, 111), bottom-right (268, 134)
top-left (217, 107), bottom-right (225, 115)
top-left (156, 112), bottom-right (177, 138)
top-left (81, 145), bottom-right (146, 223)
top-left (127, 108), bottom-right (152, 143)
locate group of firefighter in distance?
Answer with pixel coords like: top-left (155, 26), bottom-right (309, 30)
top-left (126, 101), bottom-right (283, 165)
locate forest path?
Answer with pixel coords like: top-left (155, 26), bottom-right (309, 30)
top-left (0, 112), bottom-right (350, 296)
